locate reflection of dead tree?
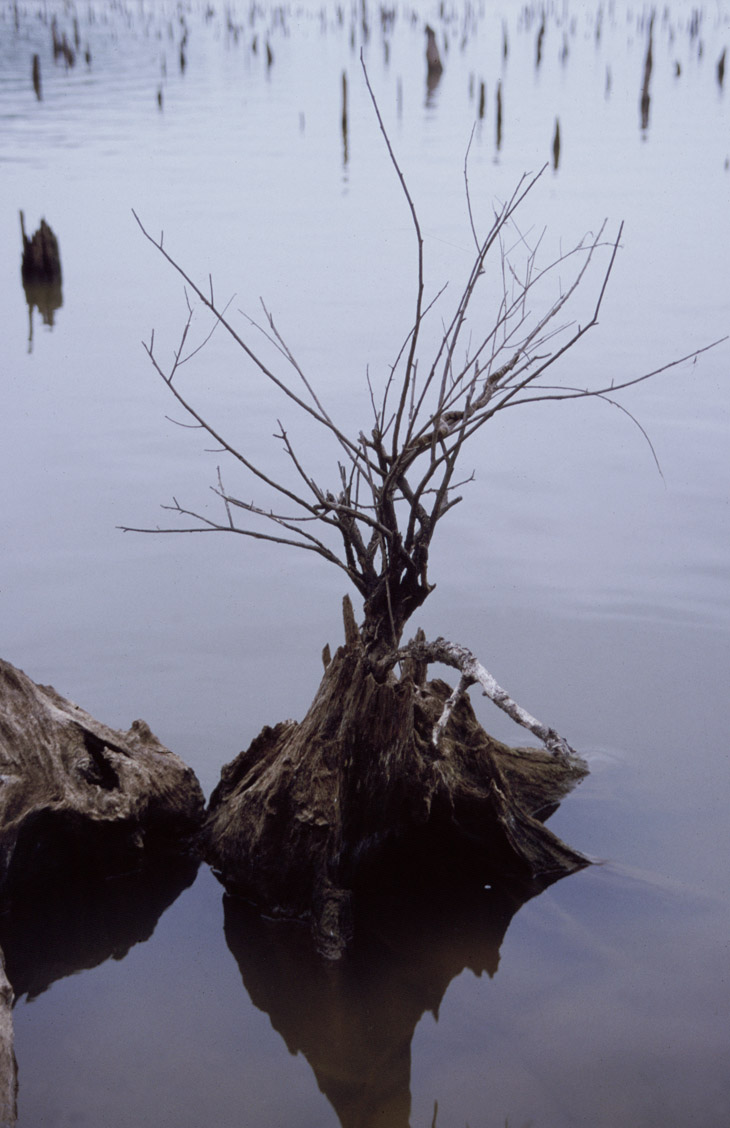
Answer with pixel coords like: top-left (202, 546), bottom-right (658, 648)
top-left (126, 61), bottom-right (723, 956)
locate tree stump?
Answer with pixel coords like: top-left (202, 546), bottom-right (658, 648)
top-left (203, 607), bottom-right (588, 958)
top-left (19, 213), bottom-right (61, 286)
top-left (0, 658), bottom-right (205, 903)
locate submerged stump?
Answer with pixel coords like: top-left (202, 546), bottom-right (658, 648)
top-left (19, 213), bottom-right (63, 351)
top-left (19, 212), bottom-right (62, 286)
top-left (203, 602), bottom-right (589, 958)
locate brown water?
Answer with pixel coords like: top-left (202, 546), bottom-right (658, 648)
top-left (1, 1), bottom-right (729, 1125)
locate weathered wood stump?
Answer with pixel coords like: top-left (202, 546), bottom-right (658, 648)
top-left (0, 658), bottom-right (205, 902)
top-left (203, 603), bottom-right (588, 958)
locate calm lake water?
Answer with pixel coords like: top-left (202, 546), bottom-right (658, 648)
top-left (1, 0), bottom-right (729, 1125)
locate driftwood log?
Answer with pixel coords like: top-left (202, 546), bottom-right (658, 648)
top-left (203, 599), bottom-right (589, 959)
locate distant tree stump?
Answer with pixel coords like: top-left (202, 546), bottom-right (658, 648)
top-left (19, 212), bottom-right (62, 286)
top-left (32, 54), bottom-right (42, 101)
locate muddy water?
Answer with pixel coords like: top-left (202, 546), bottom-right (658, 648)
top-left (1, 2), bottom-right (729, 1125)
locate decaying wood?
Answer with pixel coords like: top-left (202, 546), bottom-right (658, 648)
top-left (0, 657), bottom-right (205, 901)
top-left (391, 637), bottom-right (578, 758)
top-left (203, 598), bottom-right (588, 959)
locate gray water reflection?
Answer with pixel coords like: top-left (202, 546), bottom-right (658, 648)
top-left (0, 851), bottom-right (199, 1126)
top-left (0, 852), bottom-right (199, 1004)
top-left (20, 278), bottom-right (62, 352)
top-left (224, 870), bottom-right (548, 1128)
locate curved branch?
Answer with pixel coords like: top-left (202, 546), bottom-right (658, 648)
top-left (394, 637), bottom-right (579, 759)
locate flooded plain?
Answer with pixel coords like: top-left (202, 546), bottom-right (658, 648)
top-left (1, 0), bottom-right (729, 1125)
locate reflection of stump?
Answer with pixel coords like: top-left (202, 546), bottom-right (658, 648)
top-left (225, 898), bottom-right (414, 1128)
top-left (224, 846), bottom-right (555, 1127)
top-left (22, 279), bottom-right (63, 351)
top-left (0, 851), bottom-right (199, 1003)
top-left (203, 611), bottom-right (588, 958)
top-left (0, 657), bottom-right (204, 1128)
top-left (19, 212), bottom-right (62, 286)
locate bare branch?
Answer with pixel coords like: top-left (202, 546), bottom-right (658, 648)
top-left (394, 637), bottom-right (578, 759)
top-left (118, 500), bottom-right (365, 590)
top-left (141, 329), bottom-right (330, 522)
top-left (501, 337), bottom-right (727, 411)
top-left (132, 208), bottom-right (365, 465)
top-left (359, 54), bottom-right (424, 459)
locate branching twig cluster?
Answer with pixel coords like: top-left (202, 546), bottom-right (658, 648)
top-left (123, 57), bottom-right (724, 667)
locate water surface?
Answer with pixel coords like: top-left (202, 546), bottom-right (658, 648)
top-left (1, 2), bottom-right (729, 1125)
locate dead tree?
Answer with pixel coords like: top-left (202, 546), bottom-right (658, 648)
top-left (125, 61), bottom-right (723, 956)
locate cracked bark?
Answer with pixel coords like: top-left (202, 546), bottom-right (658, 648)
top-left (203, 598), bottom-right (588, 959)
